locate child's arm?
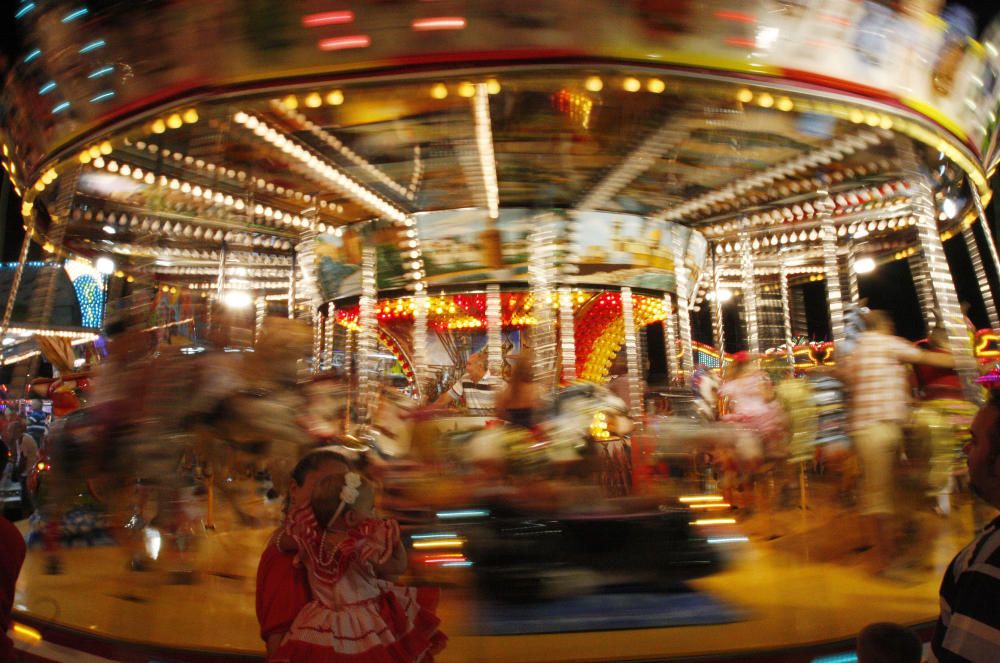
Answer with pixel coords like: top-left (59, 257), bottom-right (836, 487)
top-left (275, 530), bottom-right (298, 554)
top-left (375, 539), bottom-right (407, 579)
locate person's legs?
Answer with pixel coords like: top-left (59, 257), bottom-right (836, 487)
top-left (854, 422), bottom-right (901, 572)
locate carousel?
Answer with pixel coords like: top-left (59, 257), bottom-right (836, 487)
top-left (2, 1), bottom-right (1000, 662)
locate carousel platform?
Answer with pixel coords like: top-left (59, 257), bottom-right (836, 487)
top-left (9, 480), bottom-right (991, 663)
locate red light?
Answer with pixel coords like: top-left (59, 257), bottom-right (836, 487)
top-left (714, 9), bottom-right (756, 24)
top-left (412, 16), bottom-right (466, 31)
top-left (725, 36), bottom-right (755, 48)
top-left (302, 11), bottom-right (354, 27)
top-left (318, 35), bottom-right (371, 51)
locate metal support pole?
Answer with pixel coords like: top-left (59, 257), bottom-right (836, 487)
top-left (324, 303), bottom-right (336, 371)
top-left (621, 287), bottom-right (643, 421)
top-left (557, 286), bottom-right (577, 383)
top-left (969, 183), bottom-right (1000, 331)
top-left (355, 242), bottom-right (379, 425)
top-left (712, 250), bottom-right (726, 362)
top-left (908, 253), bottom-right (937, 332)
top-left (255, 297), bottom-right (265, 345)
top-left (843, 240), bottom-right (860, 307)
top-left (909, 171), bottom-right (981, 403)
top-left (412, 291), bottom-right (428, 400)
top-left (663, 293), bottom-right (679, 384)
top-left (820, 201), bottom-right (845, 347)
top-left (0, 216), bottom-right (34, 342)
top-left (487, 284), bottom-right (503, 379)
top-left (739, 220), bottom-right (759, 354)
top-left (287, 250), bottom-right (297, 320)
top-left (963, 225), bottom-right (1000, 331)
top-left (529, 214), bottom-right (559, 391)
top-left (673, 229), bottom-right (694, 384)
top-left (779, 258), bottom-right (795, 370)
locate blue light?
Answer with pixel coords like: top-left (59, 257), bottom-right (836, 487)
top-left (15, 3), bottom-right (35, 19)
top-left (23, 48), bottom-right (41, 63)
top-left (79, 40), bottom-right (106, 54)
top-left (811, 654), bottom-right (857, 663)
top-left (70, 274), bottom-right (106, 328)
top-left (61, 7), bottom-right (88, 23)
top-left (411, 532), bottom-right (458, 540)
top-left (87, 66), bottom-right (114, 79)
top-left (52, 101), bottom-right (71, 114)
top-left (90, 90), bottom-right (115, 103)
top-left (436, 510), bottom-right (489, 519)
top-left (38, 81), bottom-right (56, 95)
top-left (441, 561), bottom-right (473, 567)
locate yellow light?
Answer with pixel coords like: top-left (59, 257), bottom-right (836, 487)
top-left (849, 108), bottom-right (864, 124)
top-left (162, 286), bottom-right (170, 292)
top-left (736, 88), bottom-right (753, 103)
top-left (304, 92), bottom-right (322, 108)
top-left (689, 503), bottom-right (731, 510)
top-left (584, 76), bottom-right (603, 92)
top-left (325, 90), bottom-right (344, 106)
top-left (151, 119), bottom-right (166, 134)
top-left (33, 181), bottom-right (45, 191)
top-left (166, 113), bottom-right (183, 129)
top-left (776, 96), bottom-right (793, 112)
top-left (679, 495), bottom-right (724, 503)
top-left (412, 539), bottom-right (464, 549)
top-left (692, 518), bottom-right (737, 526)
top-left (647, 78), bottom-right (666, 94)
top-left (281, 95), bottom-right (299, 110)
top-left (114, 270), bottom-right (124, 278)
top-left (88, 145), bottom-right (102, 159)
top-left (183, 108), bottom-right (199, 123)
top-left (12, 623), bottom-right (41, 642)
top-left (757, 93), bottom-right (774, 108)
top-left (864, 111), bottom-right (880, 127)
top-left (457, 82), bottom-right (476, 98)
top-left (486, 78), bottom-right (501, 94)
top-left (622, 77), bottom-right (641, 92)
top-left (126, 275), bottom-right (135, 283)
top-left (879, 115), bottom-right (893, 130)
top-left (98, 140), bottom-right (113, 155)
top-left (430, 83), bottom-right (448, 100)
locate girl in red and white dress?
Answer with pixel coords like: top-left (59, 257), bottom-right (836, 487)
top-left (273, 469), bottom-right (446, 662)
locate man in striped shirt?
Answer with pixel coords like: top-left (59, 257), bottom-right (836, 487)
top-left (929, 394), bottom-right (1000, 662)
top-left (434, 352), bottom-right (497, 415)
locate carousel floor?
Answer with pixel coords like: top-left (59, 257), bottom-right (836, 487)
top-left (9, 482), bottom-right (996, 663)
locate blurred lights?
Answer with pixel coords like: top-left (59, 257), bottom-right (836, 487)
top-left (166, 113), bottom-right (183, 129)
top-left (707, 536), bottom-right (750, 544)
top-left (436, 509), bottom-right (489, 519)
top-left (151, 119), bottom-right (166, 134)
top-left (302, 10), bottom-right (354, 27)
top-left (223, 290), bottom-right (253, 308)
top-left (942, 197), bottom-right (958, 219)
top-left (95, 256), bottom-right (115, 275)
top-left (318, 35), bottom-right (371, 51)
top-left (736, 88), bottom-right (753, 103)
top-left (430, 83), bottom-right (448, 100)
top-left (325, 90), bottom-right (344, 105)
top-left (87, 65), bottom-right (114, 79)
top-left (757, 92), bottom-right (774, 108)
top-left (692, 518), bottom-right (737, 526)
top-left (61, 7), bottom-right (88, 22)
top-left (584, 76), bottom-right (603, 92)
top-left (79, 39), bottom-right (106, 54)
top-left (412, 16), bottom-right (467, 31)
top-left (458, 82), bottom-right (476, 98)
top-left (647, 78), bottom-right (666, 94)
top-left (486, 78), bottom-right (501, 94)
top-left (11, 623), bottom-right (41, 642)
top-left (38, 81), bottom-right (56, 95)
top-left (679, 495), bottom-right (724, 503)
top-left (304, 92), bottom-right (322, 108)
top-left (622, 77), bottom-right (641, 92)
top-left (90, 90), bottom-right (115, 103)
top-left (853, 257), bottom-right (875, 274)
top-left (15, 3), bottom-right (35, 20)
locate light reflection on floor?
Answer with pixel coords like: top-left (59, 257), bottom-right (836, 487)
top-left (10, 478), bottom-right (995, 663)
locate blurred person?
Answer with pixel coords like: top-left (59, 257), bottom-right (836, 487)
top-left (272, 469), bottom-right (445, 662)
top-left (494, 351), bottom-right (541, 429)
top-left (12, 420), bottom-right (39, 518)
top-left (1, 515), bottom-right (26, 661)
top-left (0, 411), bottom-right (13, 478)
top-left (912, 326), bottom-right (978, 516)
top-left (842, 310), bottom-right (955, 573)
top-left (257, 450), bottom-right (351, 659)
top-left (929, 391), bottom-right (1000, 662)
top-left (857, 622), bottom-right (922, 663)
top-left (433, 351), bottom-right (495, 415)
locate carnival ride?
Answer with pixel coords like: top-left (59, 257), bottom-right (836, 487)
top-left (2, 0), bottom-right (1000, 661)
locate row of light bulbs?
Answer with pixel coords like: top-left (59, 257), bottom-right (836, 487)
top-left (154, 266), bottom-right (289, 278)
top-left (71, 207), bottom-right (296, 251)
top-left (660, 130), bottom-right (884, 222)
top-left (711, 216), bottom-right (918, 253)
top-left (128, 138), bottom-right (346, 214)
top-left (472, 84), bottom-right (500, 220)
top-left (232, 112), bottom-right (408, 224)
top-left (112, 243), bottom-right (292, 265)
top-left (700, 181), bottom-right (912, 237)
top-left (269, 100), bottom-right (409, 199)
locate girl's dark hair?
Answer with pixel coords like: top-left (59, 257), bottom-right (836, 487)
top-left (290, 449), bottom-right (354, 486)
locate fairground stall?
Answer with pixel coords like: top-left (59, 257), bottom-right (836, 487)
top-left (2, 1), bottom-right (1000, 662)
